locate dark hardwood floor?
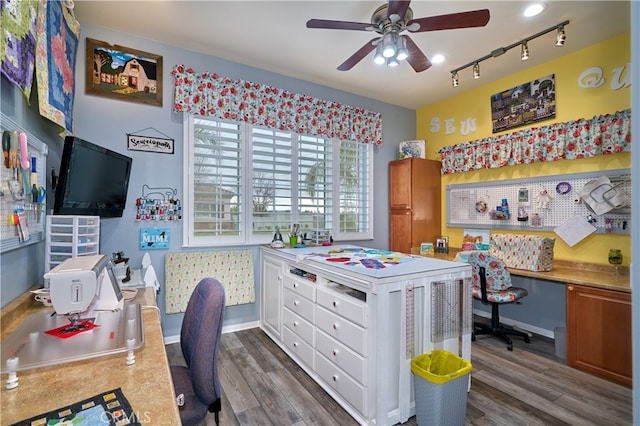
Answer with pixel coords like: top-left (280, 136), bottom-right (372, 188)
top-left (165, 326), bottom-right (632, 426)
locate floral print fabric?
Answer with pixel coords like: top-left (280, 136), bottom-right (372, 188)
top-left (439, 109), bottom-right (631, 174)
top-left (468, 251), bottom-right (528, 303)
top-left (171, 65), bottom-right (383, 145)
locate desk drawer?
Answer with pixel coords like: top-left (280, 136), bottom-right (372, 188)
top-left (283, 307), bottom-right (314, 346)
top-left (317, 286), bottom-right (366, 327)
top-left (316, 351), bottom-right (366, 416)
top-left (283, 275), bottom-right (315, 301)
top-left (282, 326), bottom-right (314, 369)
top-left (283, 287), bottom-right (315, 323)
top-left (316, 306), bottom-right (366, 356)
top-left (316, 329), bottom-right (366, 385)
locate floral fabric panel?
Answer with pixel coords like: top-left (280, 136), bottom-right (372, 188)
top-left (35, 0), bottom-right (80, 134)
top-left (468, 251), bottom-right (528, 303)
top-left (439, 109), bottom-right (631, 174)
top-left (1, 0), bottom-right (38, 100)
top-left (171, 64), bottom-right (383, 145)
top-left (165, 250), bottom-right (255, 314)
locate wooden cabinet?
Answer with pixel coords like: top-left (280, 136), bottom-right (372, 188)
top-left (389, 158), bottom-right (441, 253)
top-left (566, 284), bottom-right (632, 387)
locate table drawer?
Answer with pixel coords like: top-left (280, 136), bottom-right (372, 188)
top-left (316, 329), bottom-right (366, 385)
top-left (283, 287), bottom-right (315, 323)
top-left (283, 275), bottom-right (315, 301)
top-left (316, 352), bottom-right (366, 416)
top-left (317, 286), bottom-right (366, 327)
top-left (282, 326), bottom-right (314, 369)
top-left (283, 307), bottom-right (314, 346)
top-left (316, 306), bottom-right (366, 356)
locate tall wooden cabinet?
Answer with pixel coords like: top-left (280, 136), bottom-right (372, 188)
top-left (389, 158), bottom-right (441, 253)
top-left (566, 283), bottom-right (632, 387)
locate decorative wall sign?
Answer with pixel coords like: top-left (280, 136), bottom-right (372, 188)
top-left (86, 38), bottom-right (163, 106)
top-left (490, 74), bottom-right (556, 133)
top-left (127, 134), bottom-right (174, 154)
top-left (140, 228), bottom-right (170, 250)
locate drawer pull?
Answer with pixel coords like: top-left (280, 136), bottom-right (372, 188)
top-left (293, 342), bottom-right (298, 347)
top-left (293, 282), bottom-right (298, 288)
top-left (332, 300), bottom-right (338, 308)
top-left (294, 300), bottom-right (299, 306)
top-left (332, 374), bottom-right (338, 382)
top-left (293, 321), bottom-right (298, 327)
top-left (332, 349), bottom-right (338, 357)
top-left (332, 323), bottom-right (339, 330)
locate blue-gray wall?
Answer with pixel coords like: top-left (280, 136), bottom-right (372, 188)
top-left (1, 22), bottom-right (416, 339)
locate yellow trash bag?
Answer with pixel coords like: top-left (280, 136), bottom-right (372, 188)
top-left (411, 349), bottom-right (472, 385)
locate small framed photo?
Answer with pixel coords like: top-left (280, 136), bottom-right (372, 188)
top-left (436, 236), bottom-right (449, 253)
top-left (86, 37), bottom-right (163, 106)
top-left (420, 242), bottom-right (434, 256)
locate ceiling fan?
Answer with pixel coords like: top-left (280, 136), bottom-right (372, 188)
top-left (306, 0), bottom-right (490, 72)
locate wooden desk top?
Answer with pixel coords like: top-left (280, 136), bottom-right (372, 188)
top-left (418, 249), bottom-right (631, 293)
top-left (0, 287), bottom-right (181, 425)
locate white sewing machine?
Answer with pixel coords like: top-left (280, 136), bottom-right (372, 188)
top-left (44, 254), bottom-right (124, 322)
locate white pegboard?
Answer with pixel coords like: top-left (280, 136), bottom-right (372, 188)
top-left (446, 168), bottom-right (631, 234)
top-left (1, 113), bottom-right (48, 252)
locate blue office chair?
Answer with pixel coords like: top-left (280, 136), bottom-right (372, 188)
top-left (468, 251), bottom-right (530, 351)
top-left (171, 278), bottom-right (225, 425)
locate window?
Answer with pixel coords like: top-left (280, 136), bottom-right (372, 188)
top-left (183, 115), bottom-right (373, 246)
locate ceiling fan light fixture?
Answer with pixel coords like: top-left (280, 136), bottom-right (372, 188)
top-left (382, 32), bottom-right (397, 58)
top-left (452, 71), bottom-right (459, 87)
top-left (521, 42), bottom-right (529, 60)
top-left (473, 62), bottom-right (480, 79)
top-left (556, 26), bottom-right (566, 46)
top-left (395, 36), bottom-right (408, 61)
top-left (373, 44), bottom-right (386, 65)
top-left (387, 56), bottom-right (399, 67)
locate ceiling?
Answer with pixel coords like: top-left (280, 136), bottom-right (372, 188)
top-left (73, 1), bottom-right (631, 110)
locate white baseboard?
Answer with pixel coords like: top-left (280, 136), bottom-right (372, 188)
top-left (473, 309), bottom-right (555, 339)
top-left (163, 320), bottom-right (260, 345)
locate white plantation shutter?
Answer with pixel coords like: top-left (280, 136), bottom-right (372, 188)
top-left (184, 115), bottom-right (372, 247)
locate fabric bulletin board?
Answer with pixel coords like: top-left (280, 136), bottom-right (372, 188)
top-left (165, 250), bottom-right (255, 314)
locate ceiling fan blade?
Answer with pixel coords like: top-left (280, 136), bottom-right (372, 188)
top-left (408, 9), bottom-right (490, 32)
top-left (403, 36), bottom-right (432, 73)
top-left (337, 39), bottom-right (379, 71)
top-left (306, 19), bottom-right (373, 31)
top-left (387, 0), bottom-right (411, 22)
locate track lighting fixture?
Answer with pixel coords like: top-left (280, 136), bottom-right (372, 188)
top-left (556, 26), bottom-right (566, 46)
top-left (450, 20), bottom-right (569, 87)
top-left (521, 42), bottom-right (529, 61)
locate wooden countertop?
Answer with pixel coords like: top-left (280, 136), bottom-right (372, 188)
top-left (0, 287), bottom-right (181, 425)
top-left (416, 248), bottom-right (631, 293)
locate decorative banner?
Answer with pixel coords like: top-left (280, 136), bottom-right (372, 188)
top-left (140, 228), bottom-right (169, 250)
top-left (127, 134), bottom-right (174, 154)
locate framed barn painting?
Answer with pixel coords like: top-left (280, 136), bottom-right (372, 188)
top-left (85, 38), bottom-right (163, 106)
top-left (490, 74), bottom-right (555, 133)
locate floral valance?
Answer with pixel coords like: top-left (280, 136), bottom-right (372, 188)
top-left (171, 65), bottom-right (383, 145)
top-left (438, 109), bottom-right (631, 174)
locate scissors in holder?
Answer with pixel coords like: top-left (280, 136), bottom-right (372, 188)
top-left (31, 185), bottom-right (46, 222)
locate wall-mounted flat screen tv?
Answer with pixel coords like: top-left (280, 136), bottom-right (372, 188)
top-left (53, 136), bottom-right (133, 218)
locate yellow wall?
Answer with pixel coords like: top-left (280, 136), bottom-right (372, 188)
top-left (416, 33), bottom-right (631, 265)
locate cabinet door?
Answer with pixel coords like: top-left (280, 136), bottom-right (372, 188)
top-left (389, 210), bottom-right (412, 254)
top-left (261, 254), bottom-right (283, 338)
top-left (566, 284), bottom-right (632, 387)
top-left (389, 159), bottom-right (412, 209)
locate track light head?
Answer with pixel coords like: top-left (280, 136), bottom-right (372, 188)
top-left (521, 42), bottom-right (529, 61)
top-left (473, 62), bottom-right (480, 79)
top-left (556, 26), bottom-right (566, 46)
top-left (452, 72), bottom-right (459, 87)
